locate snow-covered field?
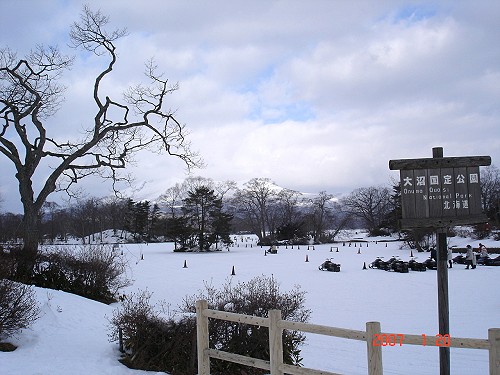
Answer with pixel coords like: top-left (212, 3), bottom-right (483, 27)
top-left (1, 231), bottom-right (499, 375)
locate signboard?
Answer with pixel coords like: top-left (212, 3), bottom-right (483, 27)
top-left (389, 149), bottom-right (491, 228)
top-left (390, 147), bottom-right (492, 375)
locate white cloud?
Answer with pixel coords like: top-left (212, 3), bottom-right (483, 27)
top-left (1, 0), bottom-right (499, 213)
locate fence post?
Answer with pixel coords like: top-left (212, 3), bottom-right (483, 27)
top-left (366, 321), bottom-right (383, 375)
top-left (196, 299), bottom-right (210, 375)
top-left (269, 309), bottom-right (284, 375)
top-left (489, 328), bottom-right (500, 375)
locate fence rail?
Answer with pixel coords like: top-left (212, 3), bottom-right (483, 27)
top-left (196, 299), bottom-right (500, 375)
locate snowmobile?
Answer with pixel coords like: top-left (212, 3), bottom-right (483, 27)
top-left (478, 255), bottom-right (500, 266)
top-left (369, 256), bottom-right (408, 273)
top-left (452, 254), bottom-right (467, 264)
top-left (319, 258), bottom-right (341, 272)
top-left (267, 245), bottom-right (278, 254)
top-left (369, 257), bottom-right (390, 270)
top-left (368, 257), bottom-right (387, 270)
top-left (408, 258), bottom-right (427, 272)
top-left (386, 256), bottom-right (409, 273)
top-left (423, 257), bottom-right (437, 270)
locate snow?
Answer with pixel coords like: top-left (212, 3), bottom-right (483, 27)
top-left (1, 231), bottom-right (499, 375)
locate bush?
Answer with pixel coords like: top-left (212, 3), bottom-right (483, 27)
top-left (181, 275), bottom-right (311, 375)
top-left (109, 290), bottom-right (197, 375)
top-left (110, 276), bottom-right (310, 375)
top-left (402, 229), bottom-right (435, 252)
top-left (0, 279), bottom-right (40, 340)
top-left (0, 245), bottom-right (22, 280)
top-left (0, 244), bottom-right (130, 303)
top-left (33, 245), bottom-right (130, 303)
top-left (473, 223), bottom-right (490, 240)
top-left (369, 228), bottom-right (391, 237)
top-left (258, 236), bottom-right (309, 246)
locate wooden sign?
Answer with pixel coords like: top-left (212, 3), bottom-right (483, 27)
top-left (389, 148), bottom-right (491, 228)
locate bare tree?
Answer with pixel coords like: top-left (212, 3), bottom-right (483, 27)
top-left (277, 188), bottom-right (303, 227)
top-left (307, 191), bottom-right (335, 242)
top-left (0, 7), bottom-right (200, 278)
top-left (0, 212), bottom-right (23, 243)
top-left (182, 176), bottom-right (214, 194)
top-left (269, 188), bottom-right (307, 241)
top-left (159, 183), bottom-right (185, 219)
top-left (341, 186), bottom-right (392, 235)
top-left (68, 197), bottom-right (103, 243)
top-left (40, 201), bottom-right (61, 243)
top-left (100, 196), bottom-right (128, 235)
top-left (233, 178), bottom-right (278, 241)
top-left (214, 180), bottom-right (237, 201)
top-left (480, 165), bottom-right (500, 225)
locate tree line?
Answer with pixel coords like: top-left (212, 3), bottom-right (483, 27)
top-left (1, 167), bottom-right (499, 248)
top-left (0, 177), bottom-right (382, 246)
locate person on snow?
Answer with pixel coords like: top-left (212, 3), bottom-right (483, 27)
top-left (479, 243), bottom-right (488, 259)
top-left (465, 245), bottom-right (476, 269)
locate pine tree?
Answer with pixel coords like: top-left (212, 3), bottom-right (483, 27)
top-left (182, 186), bottom-right (233, 251)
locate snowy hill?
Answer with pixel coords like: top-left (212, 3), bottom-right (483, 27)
top-left (1, 286), bottom-right (164, 375)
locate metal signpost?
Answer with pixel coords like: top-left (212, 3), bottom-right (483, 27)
top-left (389, 147), bottom-right (491, 375)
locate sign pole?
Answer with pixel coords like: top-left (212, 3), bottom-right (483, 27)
top-left (436, 228), bottom-right (450, 375)
top-left (432, 147), bottom-right (450, 375)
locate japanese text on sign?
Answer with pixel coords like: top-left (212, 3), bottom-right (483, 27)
top-left (399, 166), bottom-right (482, 222)
top-left (389, 150), bottom-right (490, 228)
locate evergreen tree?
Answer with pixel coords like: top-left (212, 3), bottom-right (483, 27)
top-left (149, 203), bottom-right (162, 240)
top-left (134, 201), bottom-right (151, 240)
top-left (210, 210), bottom-right (234, 249)
top-left (123, 198), bottom-right (136, 239)
top-left (123, 199), bottom-right (150, 242)
top-left (165, 216), bottom-right (193, 250)
top-left (182, 186), bottom-right (233, 251)
top-left (381, 184), bottom-right (402, 233)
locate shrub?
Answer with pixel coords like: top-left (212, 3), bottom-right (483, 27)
top-left (0, 279), bottom-right (40, 340)
top-left (0, 244), bottom-right (130, 303)
top-left (0, 245), bottom-right (22, 280)
top-left (109, 290), bottom-right (197, 375)
top-left (402, 229), bottom-right (435, 252)
top-left (110, 276), bottom-right (310, 375)
top-left (369, 228), bottom-right (391, 237)
top-left (473, 223), bottom-right (490, 240)
top-left (181, 275), bottom-right (311, 375)
top-left (33, 245), bottom-right (130, 303)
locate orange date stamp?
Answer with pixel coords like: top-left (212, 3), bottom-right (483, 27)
top-left (372, 333), bottom-right (451, 347)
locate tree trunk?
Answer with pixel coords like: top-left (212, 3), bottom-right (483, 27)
top-left (17, 208), bottom-right (40, 281)
top-left (15, 168), bottom-right (45, 281)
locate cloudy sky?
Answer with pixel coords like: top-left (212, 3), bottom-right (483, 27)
top-left (1, 0), bottom-right (499, 213)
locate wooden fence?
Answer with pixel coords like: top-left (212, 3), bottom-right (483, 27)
top-left (196, 299), bottom-right (500, 375)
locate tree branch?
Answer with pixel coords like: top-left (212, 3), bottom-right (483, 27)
top-left (1, 6), bottom-right (201, 219)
